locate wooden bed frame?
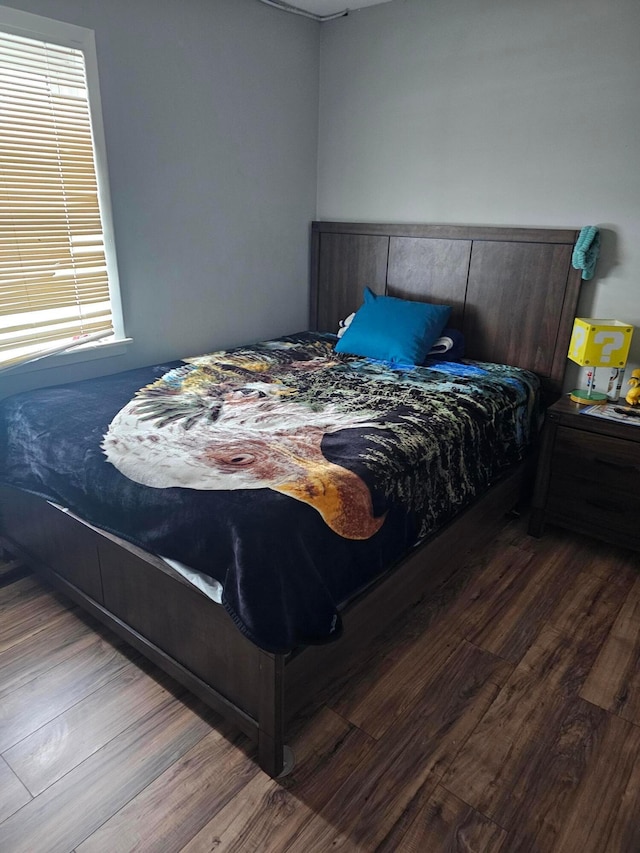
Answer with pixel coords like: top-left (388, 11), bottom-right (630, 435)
top-left (0, 222), bottom-right (582, 777)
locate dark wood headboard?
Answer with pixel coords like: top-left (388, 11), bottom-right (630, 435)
top-left (310, 221), bottom-right (582, 401)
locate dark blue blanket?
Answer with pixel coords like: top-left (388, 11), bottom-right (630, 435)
top-left (0, 333), bottom-right (540, 651)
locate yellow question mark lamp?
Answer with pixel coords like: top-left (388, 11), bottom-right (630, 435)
top-left (568, 317), bottom-right (633, 405)
top-left (567, 319), bottom-right (634, 404)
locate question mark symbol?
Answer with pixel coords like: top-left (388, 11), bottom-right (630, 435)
top-left (594, 330), bottom-right (625, 364)
top-left (570, 325), bottom-right (586, 360)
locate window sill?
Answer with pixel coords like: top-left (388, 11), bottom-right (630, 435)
top-left (3, 337), bottom-right (134, 377)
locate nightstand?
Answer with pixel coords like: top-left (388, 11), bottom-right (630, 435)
top-left (529, 395), bottom-right (640, 550)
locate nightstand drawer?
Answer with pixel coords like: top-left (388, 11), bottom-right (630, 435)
top-left (546, 472), bottom-right (640, 536)
top-left (546, 426), bottom-right (640, 540)
top-left (551, 426), bottom-right (640, 494)
top-left (529, 397), bottom-right (640, 550)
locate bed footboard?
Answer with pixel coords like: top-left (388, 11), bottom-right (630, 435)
top-left (0, 457), bottom-right (529, 779)
top-left (0, 221), bottom-right (581, 780)
top-left (0, 485), bottom-right (289, 777)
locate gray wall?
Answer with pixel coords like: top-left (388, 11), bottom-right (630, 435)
top-left (2, 0), bottom-right (319, 397)
top-left (4, 0), bottom-right (639, 398)
top-left (318, 0), bottom-right (640, 379)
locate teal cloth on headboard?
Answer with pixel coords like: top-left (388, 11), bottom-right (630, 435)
top-left (572, 226), bottom-right (600, 280)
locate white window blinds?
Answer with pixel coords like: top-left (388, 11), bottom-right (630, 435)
top-left (0, 28), bottom-right (118, 369)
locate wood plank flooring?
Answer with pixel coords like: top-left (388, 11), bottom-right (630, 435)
top-left (1, 517), bottom-right (639, 852)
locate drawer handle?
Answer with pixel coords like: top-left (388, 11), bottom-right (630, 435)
top-left (585, 497), bottom-right (626, 513)
top-left (594, 458), bottom-right (636, 472)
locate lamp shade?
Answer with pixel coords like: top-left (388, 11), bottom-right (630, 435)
top-left (568, 318), bottom-right (633, 368)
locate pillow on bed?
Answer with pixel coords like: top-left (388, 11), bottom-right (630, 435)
top-left (338, 315), bottom-right (465, 362)
top-left (426, 327), bottom-right (465, 361)
top-left (337, 312), bottom-right (356, 338)
top-left (335, 288), bottom-right (452, 365)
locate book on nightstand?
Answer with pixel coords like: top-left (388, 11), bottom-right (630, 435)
top-left (580, 402), bottom-right (640, 426)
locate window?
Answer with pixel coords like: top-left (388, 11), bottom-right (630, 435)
top-left (0, 6), bottom-right (125, 371)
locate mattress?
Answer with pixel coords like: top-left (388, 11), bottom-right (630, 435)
top-left (0, 332), bottom-right (541, 651)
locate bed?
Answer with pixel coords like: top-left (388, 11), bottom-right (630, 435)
top-left (0, 221), bottom-right (582, 776)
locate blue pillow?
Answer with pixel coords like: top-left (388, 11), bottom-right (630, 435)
top-left (335, 287), bottom-right (452, 365)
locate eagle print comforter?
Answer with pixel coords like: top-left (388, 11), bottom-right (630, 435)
top-left (0, 333), bottom-right (540, 651)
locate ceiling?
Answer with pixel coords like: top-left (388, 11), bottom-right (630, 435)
top-left (275, 0), bottom-right (394, 16)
